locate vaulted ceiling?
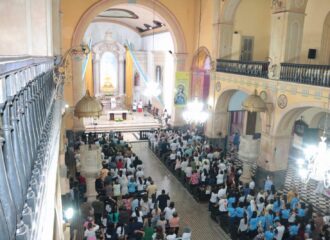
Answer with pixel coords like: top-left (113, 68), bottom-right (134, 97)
top-left (93, 3), bottom-right (168, 35)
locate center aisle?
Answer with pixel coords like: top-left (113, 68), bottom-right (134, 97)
top-left (131, 142), bottom-right (230, 240)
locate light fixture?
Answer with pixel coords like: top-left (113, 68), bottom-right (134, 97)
top-left (64, 207), bottom-right (74, 220)
top-left (299, 96), bottom-right (330, 188)
top-left (242, 89), bottom-right (267, 112)
top-left (182, 97), bottom-right (209, 124)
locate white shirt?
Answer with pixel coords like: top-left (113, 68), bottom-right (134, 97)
top-left (209, 192), bottom-right (218, 203)
top-left (238, 218), bottom-right (248, 232)
top-left (166, 234), bottom-right (177, 240)
top-left (185, 167), bottom-right (192, 177)
top-left (275, 225), bottom-right (285, 240)
top-left (116, 226), bottom-right (125, 238)
top-left (218, 199), bottom-right (228, 212)
top-left (218, 188), bottom-right (226, 199)
top-left (181, 232), bottom-right (191, 240)
top-left (164, 207), bottom-right (176, 220)
top-left (249, 180), bottom-right (255, 190)
top-left (216, 173), bottom-right (224, 184)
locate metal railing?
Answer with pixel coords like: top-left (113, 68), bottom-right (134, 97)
top-left (216, 59), bottom-right (270, 78)
top-left (280, 62), bottom-right (330, 87)
top-left (0, 57), bottom-right (57, 239)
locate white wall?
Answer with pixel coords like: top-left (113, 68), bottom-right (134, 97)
top-left (0, 0), bottom-right (56, 56)
top-left (83, 22), bottom-right (142, 50)
top-left (141, 32), bottom-right (174, 52)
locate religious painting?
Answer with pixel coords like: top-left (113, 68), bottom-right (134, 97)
top-left (174, 72), bottom-right (190, 106)
top-left (134, 71), bottom-right (140, 86)
top-left (100, 52), bottom-right (118, 94)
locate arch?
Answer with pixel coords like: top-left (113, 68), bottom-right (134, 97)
top-left (320, 11), bottom-right (330, 64)
top-left (310, 112), bottom-right (326, 128)
top-left (221, 0), bottom-right (241, 23)
top-left (214, 88), bottom-right (264, 134)
top-left (275, 102), bottom-right (328, 136)
top-left (215, 87), bottom-right (254, 112)
top-left (71, 0), bottom-right (187, 54)
top-left (191, 46), bottom-right (212, 70)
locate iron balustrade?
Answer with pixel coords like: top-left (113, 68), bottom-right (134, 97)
top-left (216, 59), bottom-right (270, 78)
top-left (280, 63), bottom-right (330, 87)
top-left (0, 57), bottom-right (57, 239)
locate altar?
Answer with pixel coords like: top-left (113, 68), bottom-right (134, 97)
top-left (108, 109), bottom-right (129, 121)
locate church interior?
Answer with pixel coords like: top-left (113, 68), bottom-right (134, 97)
top-left (1, 0), bottom-right (330, 239)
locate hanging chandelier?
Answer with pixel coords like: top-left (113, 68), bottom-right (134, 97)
top-left (298, 97), bottom-right (330, 188)
top-left (182, 98), bottom-right (209, 124)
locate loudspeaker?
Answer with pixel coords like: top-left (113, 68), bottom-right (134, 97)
top-left (308, 49), bottom-right (317, 59)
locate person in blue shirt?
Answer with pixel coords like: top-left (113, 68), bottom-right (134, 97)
top-left (128, 178), bottom-right (137, 194)
top-left (228, 202), bottom-right (237, 238)
top-left (281, 203), bottom-right (291, 226)
top-left (264, 176), bottom-right (273, 192)
top-left (290, 193), bottom-right (299, 210)
top-left (264, 227), bottom-right (275, 240)
top-left (227, 194), bottom-right (236, 208)
top-left (289, 222), bottom-right (299, 238)
top-left (297, 202), bottom-right (306, 222)
top-left (265, 209), bottom-right (275, 230)
top-left (235, 202), bottom-right (245, 219)
top-left (249, 211), bottom-right (259, 238)
top-left (273, 196), bottom-right (282, 213)
top-left (258, 214), bottom-right (266, 231)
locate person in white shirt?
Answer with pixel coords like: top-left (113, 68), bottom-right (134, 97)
top-left (164, 202), bottom-right (176, 221)
top-left (181, 227), bottom-right (192, 240)
top-left (166, 229), bottom-right (177, 240)
top-left (209, 187), bottom-right (218, 211)
top-left (249, 179), bottom-right (255, 191)
top-left (275, 220), bottom-right (285, 240)
top-left (216, 170), bottom-right (225, 185)
top-left (217, 185), bottom-right (227, 199)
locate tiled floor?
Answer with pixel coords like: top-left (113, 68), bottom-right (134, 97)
top-left (131, 142), bottom-right (231, 240)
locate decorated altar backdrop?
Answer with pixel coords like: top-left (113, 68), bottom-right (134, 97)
top-left (101, 52), bottom-right (118, 94)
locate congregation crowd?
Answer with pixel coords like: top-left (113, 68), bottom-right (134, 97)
top-left (67, 132), bottom-right (192, 240)
top-left (148, 128), bottom-right (330, 240)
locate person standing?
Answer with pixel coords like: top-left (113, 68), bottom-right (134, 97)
top-left (156, 190), bottom-right (170, 212)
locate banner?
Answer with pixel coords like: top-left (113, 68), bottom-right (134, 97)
top-left (174, 72), bottom-right (190, 106)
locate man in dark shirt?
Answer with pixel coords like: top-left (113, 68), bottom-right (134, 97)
top-left (126, 217), bottom-right (144, 240)
top-left (156, 189), bottom-right (170, 211)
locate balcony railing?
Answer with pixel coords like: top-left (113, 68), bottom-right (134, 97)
top-left (216, 59), bottom-right (270, 78)
top-left (0, 57), bottom-right (58, 239)
top-left (280, 63), bottom-right (330, 87)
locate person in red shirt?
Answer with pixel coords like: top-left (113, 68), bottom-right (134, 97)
top-left (117, 159), bottom-right (124, 169)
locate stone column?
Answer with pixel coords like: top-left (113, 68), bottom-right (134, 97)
top-left (170, 53), bottom-right (189, 127)
top-left (219, 23), bottom-right (235, 59)
top-left (268, 0), bottom-right (307, 78)
top-left (239, 135), bottom-right (260, 184)
top-left (211, 0), bottom-right (221, 59)
top-left (79, 144), bottom-right (102, 201)
top-left (72, 58), bottom-right (85, 131)
top-left (255, 133), bottom-right (292, 189)
top-left (92, 56), bottom-right (101, 97)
